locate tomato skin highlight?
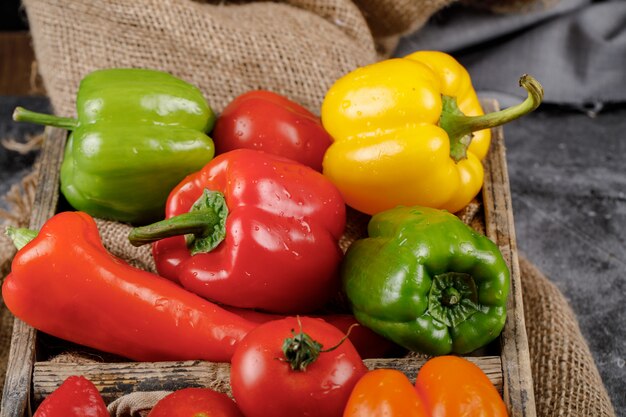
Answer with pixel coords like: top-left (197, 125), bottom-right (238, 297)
top-left (147, 388), bottom-right (243, 417)
top-left (343, 369), bottom-right (429, 417)
top-left (230, 317), bottom-right (368, 417)
top-left (213, 90), bottom-right (333, 172)
top-left (33, 375), bottom-right (108, 417)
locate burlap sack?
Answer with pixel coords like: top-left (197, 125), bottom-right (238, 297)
top-left (22, 0), bottom-right (373, 118)
top-left (21, 0), bottom-right (556, 118)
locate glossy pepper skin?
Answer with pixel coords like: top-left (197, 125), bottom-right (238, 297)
top-left (130, 149), bottom-right (346, 314)
top-left (212, 90), bottom-right (333, 171)
top-left (13, 68), bottom-right (216, 224)
top-left (343, 369), bottom-right (428, 417)
top-left (321, 51), bottom-right (543, 214)
top-left (341, 206), bottom-right (510, 355)
top-left (147, 388), bottom-right (244, 417)
top-left (416, 356), bottom-right (507, 417)
top-left (343, 356), bottom-right (507, 417)
top-left (2, 211), bottom-right (256, 362)
top-left (33, 376), bottom-right (108, 417)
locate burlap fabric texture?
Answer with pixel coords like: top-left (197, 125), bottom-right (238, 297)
top-left (0, 0), bottom-right (616, 415)
top-left (23, 0), bottom-right (549, 117)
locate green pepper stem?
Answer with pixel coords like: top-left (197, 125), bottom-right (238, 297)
top-left (6, 226), bottom-right (38, 250)
top-left (442, 287), bottom-right (461, 306)
top-left (128, 211), bottom-right (219, 246)
top-left (13, 107), bottom-right (79, 130)
top-left (440, 74), bottom-right (544, 162)
top-left (129, 189), bottom-right (228, 255)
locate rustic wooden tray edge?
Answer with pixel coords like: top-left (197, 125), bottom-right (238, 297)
top-left (1, 99), bottom-right (536, 416)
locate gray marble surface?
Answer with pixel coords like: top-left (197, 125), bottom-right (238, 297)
top-left (503, 104), bottom-right (626, 413)
top-left (1, 96), bottom-right (625, 412)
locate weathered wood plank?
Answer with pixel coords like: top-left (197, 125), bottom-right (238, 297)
top-left (481, 101), bottom-right (536, 417)
top-left (1, 127), bottom-right (66, 417)
top-left (32, 356), bottom-right (503, 405)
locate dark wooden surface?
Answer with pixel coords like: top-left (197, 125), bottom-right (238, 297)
top-left (32, 356), bottom-right (504, 404)
top-left (0, 32), bottom-right (42, 97)
top-left (482, 124), bottom-right (535, 417)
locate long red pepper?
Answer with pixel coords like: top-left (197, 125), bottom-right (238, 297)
top-left (2, 211), bottom-right (256, 362)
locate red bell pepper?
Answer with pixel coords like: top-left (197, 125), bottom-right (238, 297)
top-left (3, 211), bottom-right (256, 362)
top-left (33, 376), bottom-right (108, 417)
top-left (147, 388), bottom-right (244, 417)
top-left (130, 149), bottom-right (346, 314)
top-left (212, 90), bottom-right (333, 171)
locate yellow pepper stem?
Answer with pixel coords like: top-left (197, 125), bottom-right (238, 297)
top-left (440, 74), bottom-right (544, 162)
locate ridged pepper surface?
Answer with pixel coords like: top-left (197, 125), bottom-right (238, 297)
top-left (321, 51), bottom-right (542, 214)
top-left (341, 206), bottom-right (510, 355)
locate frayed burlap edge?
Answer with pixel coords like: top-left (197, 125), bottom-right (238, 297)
top-left (520, 256), bottom-right (616, 417)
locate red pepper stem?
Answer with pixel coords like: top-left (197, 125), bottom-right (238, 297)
top-left (13, 106), bottom-right (79, 130)
top-left (6, 226), bottom-right (38, 250)
top-left (128, 211), bottom-right (218, 246)
top-left (440, 74), bottom-right (544, 162)
top-left (129, 189), bottom-right (228, 255)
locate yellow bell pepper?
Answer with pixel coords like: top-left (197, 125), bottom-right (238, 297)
top-left (321, 51), bottom-right (543, 214)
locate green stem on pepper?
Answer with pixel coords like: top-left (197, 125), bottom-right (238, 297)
top-left (428, 272), bottom-right (480, 327)
top-left (13, 107), bottom-right (79, 130)
top-left (440, 74), bottom-right (544, 162)
top-left (128, 189), bottom-right (228, 255)
top-left (6, 226), bottom-right (38, 250)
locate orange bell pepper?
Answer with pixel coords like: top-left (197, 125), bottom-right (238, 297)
top-left (343, 369), bottom-right (428, 417)
top-left (344, 356), bottom-right (507, 417)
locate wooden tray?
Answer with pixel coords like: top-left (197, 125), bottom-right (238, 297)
top-left (1, 100), bottom-right (536, 417)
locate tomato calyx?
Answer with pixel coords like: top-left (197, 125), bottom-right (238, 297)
top-left (280, 317), bottom-right (358, 371)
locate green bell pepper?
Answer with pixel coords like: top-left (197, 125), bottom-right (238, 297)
top-left (13, 68), bottom-right (216, 224)
top-left (341, 206), bottom-right (510, 355)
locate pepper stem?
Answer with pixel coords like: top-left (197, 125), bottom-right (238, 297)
top-left (442, 287), bottom-right (461, 306)
top-left (439, 74), bottom-right (544, 162)
top-left (428, 272), bottom-right (480, 327)
top-left (13, 107), bottom-right (79, 130)
top-left (128, 189), bottom-right (228, 255)
top-left (128, 212), bottom-right (218, 245)
top-left (6, 226), bottom-right (38, 250)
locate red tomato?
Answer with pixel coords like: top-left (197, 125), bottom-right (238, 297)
top-left (212, 90), bottom-right (333, 171)
top-left (147, 388), bottom-right (243, 417)
top-left (230, 316), bottom-right (368, 417)
top-left (33, 376), bottom-right (108, 417)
